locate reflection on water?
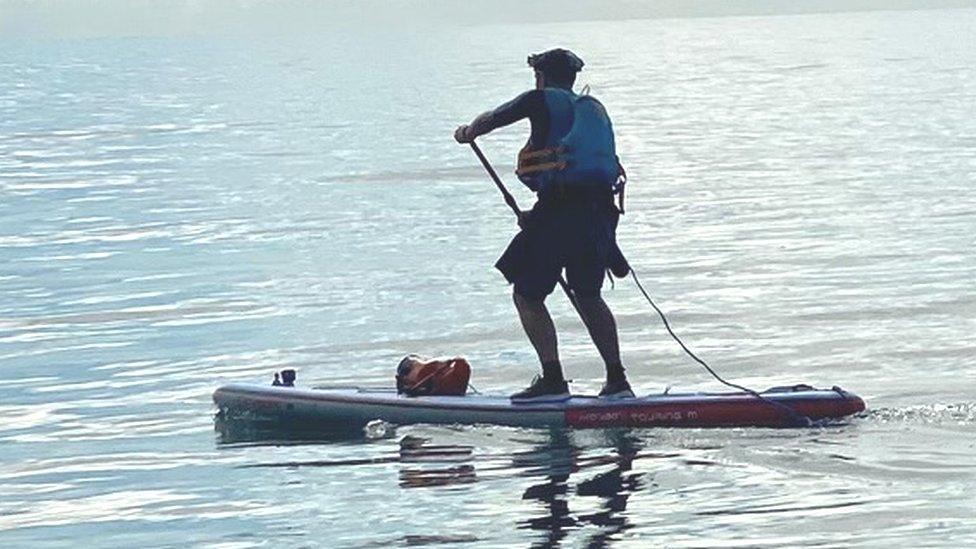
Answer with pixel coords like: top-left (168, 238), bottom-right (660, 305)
top-left (517, 429), bottom-right (646, 548)
top-left (222, 418), bottom-right (651, 547)
top-left (205, 405), bottom-right (976, 546)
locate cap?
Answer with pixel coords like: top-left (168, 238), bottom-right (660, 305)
top-left (527, 48), bottom-right (584, 75)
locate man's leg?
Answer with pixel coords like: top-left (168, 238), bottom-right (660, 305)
top-left (576, 295), bottom-right (627, 384)
top-left (513, 292), bottom-right (564, 382)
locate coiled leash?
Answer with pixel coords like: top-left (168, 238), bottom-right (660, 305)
top-left (469, 141), bottom-right (812, 427)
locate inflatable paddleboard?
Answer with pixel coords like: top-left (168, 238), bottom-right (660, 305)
top-left (213, 383), bottom-right (865, 429)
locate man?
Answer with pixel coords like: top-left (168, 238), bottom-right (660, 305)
top-left (454, 48), bottom-right (634, 402)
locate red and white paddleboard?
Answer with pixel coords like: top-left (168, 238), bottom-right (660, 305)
top-left (213, 383), bottom-right (865, 429)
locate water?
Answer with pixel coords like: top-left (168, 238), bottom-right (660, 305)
top-left (2, 7), bottom-right (975, 547)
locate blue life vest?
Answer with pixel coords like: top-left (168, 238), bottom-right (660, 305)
top-left (517, 88), bottom-right (619, 193)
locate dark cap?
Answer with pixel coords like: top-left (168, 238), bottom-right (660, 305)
top-left (527, 48), bottom-right (584, 75)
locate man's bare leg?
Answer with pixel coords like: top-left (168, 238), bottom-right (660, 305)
top-left (576, 295), bottom-right (628, 384)
top-left (513, 292), bottom-right (563, 381)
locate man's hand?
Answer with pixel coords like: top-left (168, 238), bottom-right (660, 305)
top-left (454, 125), bottom-right (473, 144)
top-left (517, 209), bottom-right (532, 229)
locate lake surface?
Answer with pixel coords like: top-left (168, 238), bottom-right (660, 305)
top-left (2, 7), bottom-right (975, 547)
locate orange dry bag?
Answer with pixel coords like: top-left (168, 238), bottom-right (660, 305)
top-left (396, 355), bottom-right (471, 397)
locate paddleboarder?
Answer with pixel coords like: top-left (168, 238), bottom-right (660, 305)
top-left (454, 48), bottom-right (633, 402)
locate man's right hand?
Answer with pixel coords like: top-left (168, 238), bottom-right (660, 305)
top-left (517, 209), bottom-right (532, 229)
top-left (454, 125), bottom-right (472, 144)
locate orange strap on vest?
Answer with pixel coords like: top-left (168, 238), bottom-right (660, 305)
top-left (516, 146), bottom-right (567, 176)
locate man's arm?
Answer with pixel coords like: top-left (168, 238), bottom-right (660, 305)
top-left (454, 90), bottom-right (542, 143)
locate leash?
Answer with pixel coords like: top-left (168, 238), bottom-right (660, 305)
top-left (468, 140), bottom-right (812, 427)
top-left (630, 270), bottom-right (812, 426)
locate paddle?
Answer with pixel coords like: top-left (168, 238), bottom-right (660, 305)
top-left (468, 140), bottom-right (583, 316)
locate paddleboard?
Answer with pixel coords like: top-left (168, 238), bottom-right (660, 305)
top-left (213, 383), bottom-right (865, 429)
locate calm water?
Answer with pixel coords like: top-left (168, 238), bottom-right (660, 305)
top-left (2, 7), bottom-right (975, 547)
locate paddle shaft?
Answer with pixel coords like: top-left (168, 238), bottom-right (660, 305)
top-left (468, 141), bottom-right (583, 315)
top-left (469, 141), bottom-right (521, 218)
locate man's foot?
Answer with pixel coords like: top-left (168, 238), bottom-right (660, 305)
top-left (511, 375), bottom-right (571, 403)
top-left (598, 378), bottom-right (635, 399)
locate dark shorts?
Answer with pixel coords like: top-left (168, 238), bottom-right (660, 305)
top-left (496, 194), bottom-right (618, 300)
